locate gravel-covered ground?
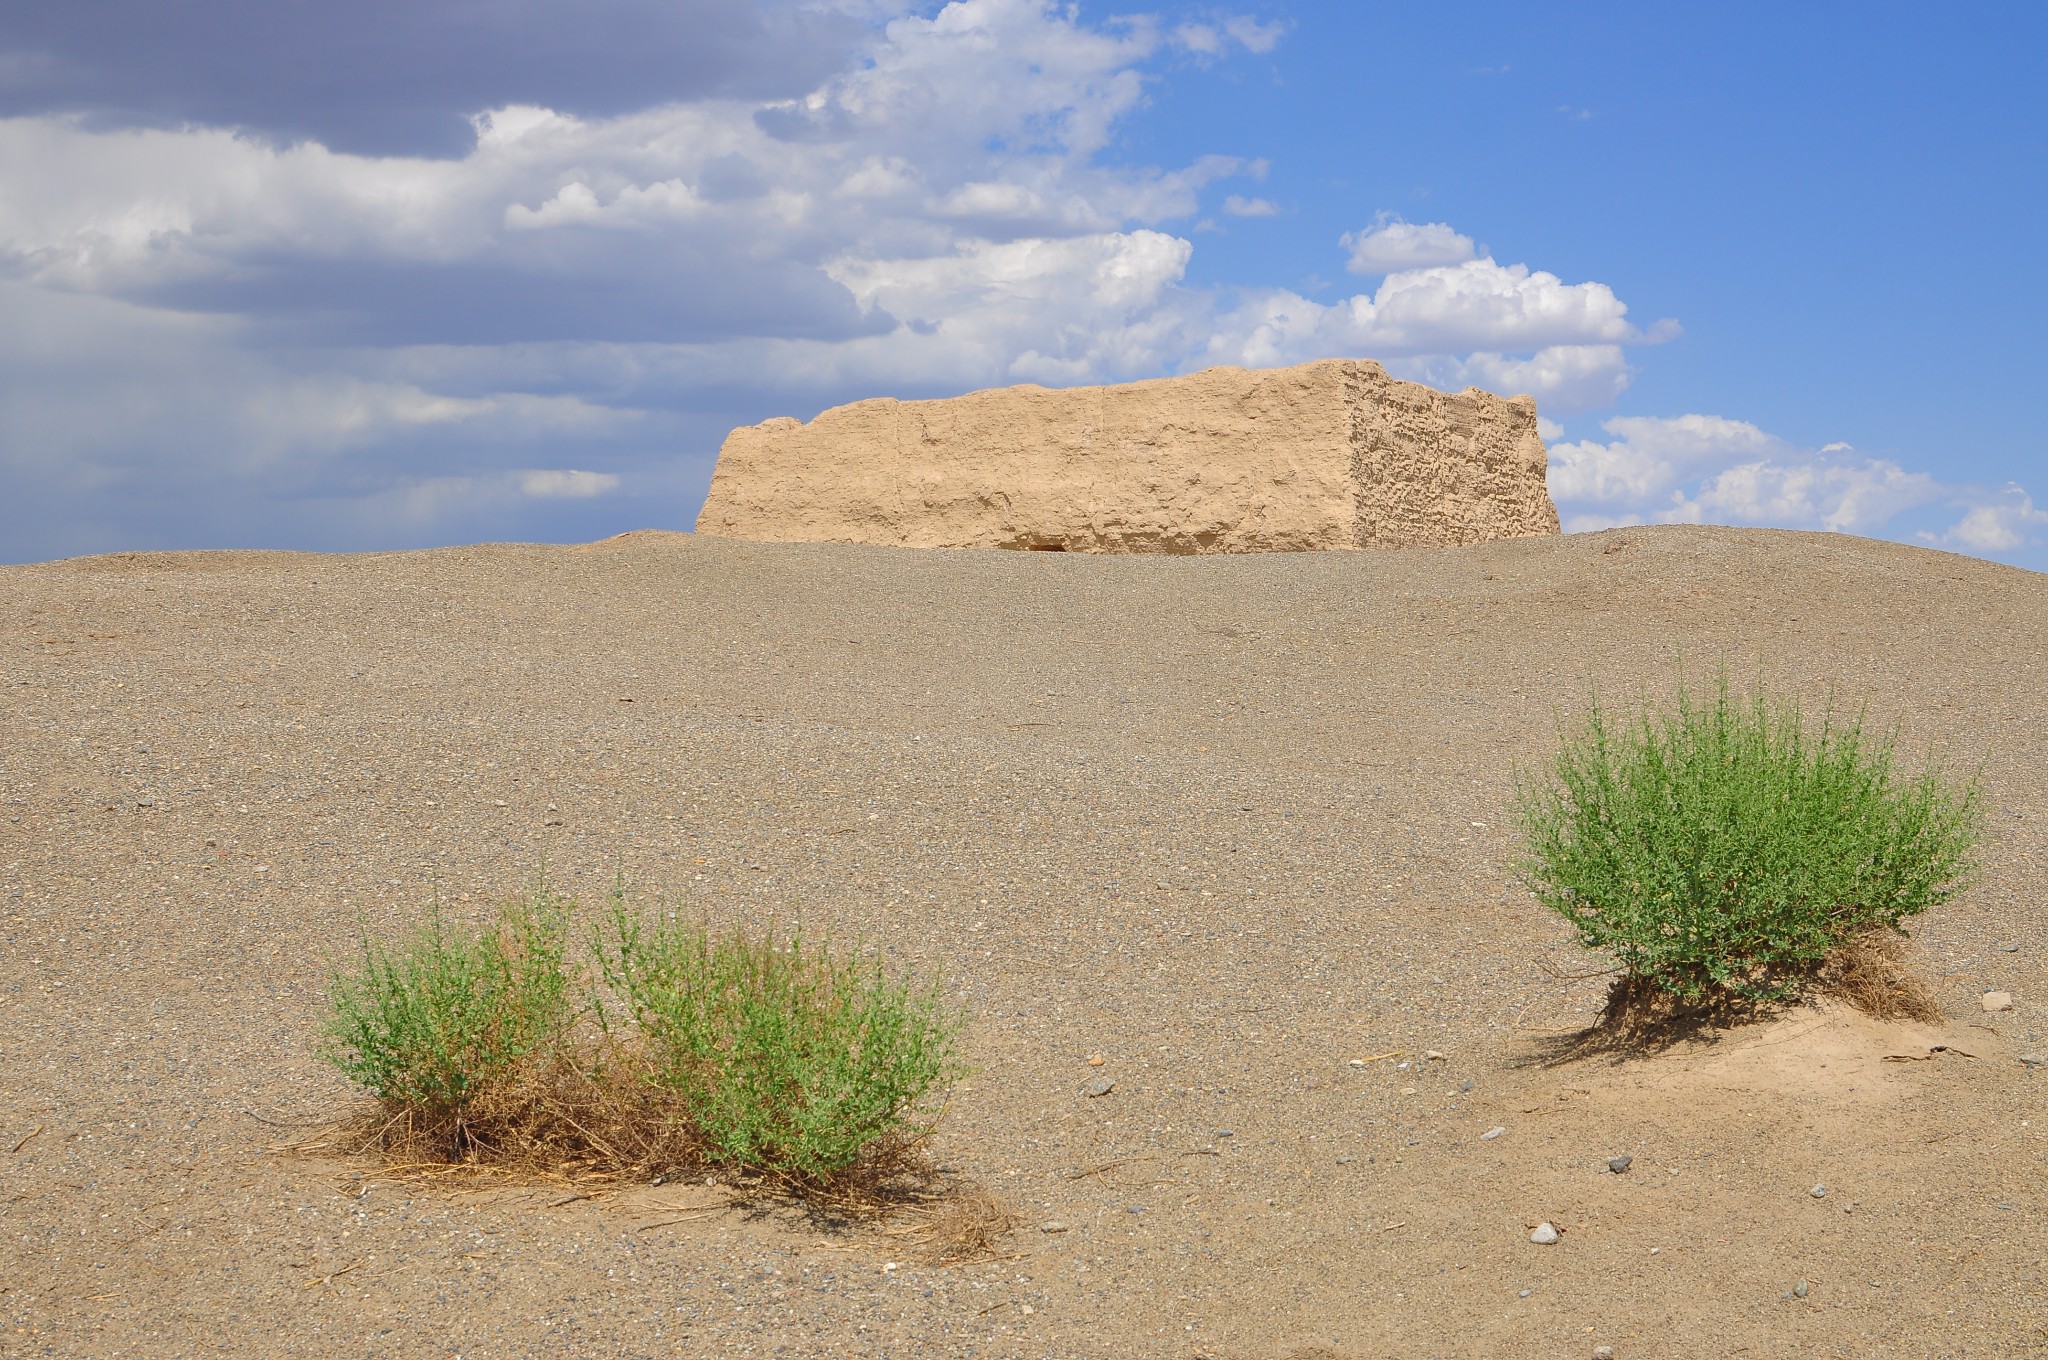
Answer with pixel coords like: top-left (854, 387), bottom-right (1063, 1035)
top-left (2, 523), bottom-right (2044, 1358)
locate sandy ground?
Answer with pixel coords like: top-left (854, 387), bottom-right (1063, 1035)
top-left (2, 523), bottom-right (2044, 1359)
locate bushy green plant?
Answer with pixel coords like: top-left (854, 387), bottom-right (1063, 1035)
top-left (602, 908), bottom-right (963, 1181)
top-left (320, 891), bottom-right (574, 1127)
top-left (1515, 673), bottom-right (1981, 1006)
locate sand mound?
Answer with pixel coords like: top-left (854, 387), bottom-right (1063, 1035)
top-left (2, 524), bottom-right (2042, 1357)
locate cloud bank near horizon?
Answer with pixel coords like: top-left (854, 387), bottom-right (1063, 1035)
top-left (0, 0), bottom-right (2037, 566)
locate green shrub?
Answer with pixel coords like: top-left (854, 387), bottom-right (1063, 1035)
top-left (320, 891), bottom-right (574, 1129)
top-left (1515, 673), bottom-right (1981, 1007)
top-left (602, 908), bottom-right (963, 1182)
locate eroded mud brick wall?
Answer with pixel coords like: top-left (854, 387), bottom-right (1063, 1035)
top-left (696, 358), bottom-right (1560, 554)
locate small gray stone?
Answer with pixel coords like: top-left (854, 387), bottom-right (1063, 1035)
top-left (1214, 1128), bottom-right (1234, 1138)
top-left (1794, 1279), bottom-right (1809, 1299)
top-left (1593, 1348), bottom-right (1615, 1359)
top-left (1081, 1077), bottom-right (1115, 1098)
top-left (2020, 1054), bottom-right (2044, 1069)
top-left (1039, 1221), bottom-right (1070, 1233)
top-left (1481, 1126), bottom-right (1506, 1141)
top-left (1459, 1078), bottom-right (1474, 1092)
top-left (1518, 1288), bottom-right (1533, 1298)
top-left (1529, 1222), bottom-right (1560, 1245)
top-left (1608, 1155), bottom-right (1633, 1174)
top-left (1810, 1184), bottom-right (1828, 1199)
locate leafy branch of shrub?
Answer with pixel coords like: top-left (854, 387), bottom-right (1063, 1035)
top-left (601, 904), bottom-right (966, 1183)
top-left (1515, 672), bottom-right (1982, 1009)
top-left (318, 890), bottom-right (574, 1140)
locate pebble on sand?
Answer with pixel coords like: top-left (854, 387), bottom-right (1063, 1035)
top-left (1481, 1127), bottom-right (1506, 1141)
top-left (1040, 1221), bottom-right (1071, 1233)
top-left (1530, 1222), bottom-right (1560, 1245)
top-left (1081, 1077), bottom-right (1115, 1098)
top-left (1810, 1184), bottom-right (1828, 1199)
top-left (1981, 990), bottom-right (2014, 1012)
top-left (1607, 1155), bottom-right (1633, 1173)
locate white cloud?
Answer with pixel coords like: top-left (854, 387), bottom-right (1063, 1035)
top-left (1342, 215), bottom-right (1477, 273)
top-left (1549, 414), bottom-right (1781, 506)
top-left (1547, 412), bottom-right (2039, 554)
top-left (1171, 15), bottom-right (1289, 58)
top-left (1436, 345), bottom-right (1635, 413)
top-left (1223, 16), bottom-right (1289, 53)
top-left (825, 229), bottom-right (1198, 386)
top-left (1222, 194), bottom-right (1280, 217)
top-left (519, 469), bottom-right (622, 499)
top-left (1931, 488), bottom-right (2048, 553)
top-left (1357, 258), bottom-right (1636, 353)
top-left (1668, 457), bottom-right (1939, 534)
top-left (1167, 259), bottom-right (1648, 410)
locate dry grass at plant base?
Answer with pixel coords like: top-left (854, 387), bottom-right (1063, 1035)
top-left (310, 886), bottom-right (1007, 1253)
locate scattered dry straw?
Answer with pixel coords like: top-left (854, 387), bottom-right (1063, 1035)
top-left (875, 1186), bottom-right (1022, 1264)
top-left (1811, 927), bottom-right (1941, 1023)
top-left (277, 1050), bottom-right (1009, 1244)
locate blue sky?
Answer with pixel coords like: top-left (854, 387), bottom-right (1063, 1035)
top-left (3, 0), bottom-right (2043, 568)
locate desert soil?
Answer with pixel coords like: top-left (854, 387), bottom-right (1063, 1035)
top-left (2, 523), bottom-right (2044, 1359)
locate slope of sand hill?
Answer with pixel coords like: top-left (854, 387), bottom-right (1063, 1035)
top-left (2, 524), bottom-right (2044, 1358)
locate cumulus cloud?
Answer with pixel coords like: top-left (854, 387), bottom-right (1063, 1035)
top-left (1170, 15), bottom-right (1289, 58)
top-left (1546, 412), bottom-right (2039, 556)
top-left (1171, 259), bottom-right (1651, 411)
top-left (1342, 215), bottom-right (1478, 273)
top-left (519, 469), bottom-right (623, 499)
top-left (1222, 194), bottom-right (1280, 217)
top-left (1549, 414), bottom-right (1784, 507)
top-left (1223, 16), bottom-right (1289, 53)
top-left (1443, 346), bottom-right (1634, 414)
top-left (1931, 488), bottom-right (2048, 553)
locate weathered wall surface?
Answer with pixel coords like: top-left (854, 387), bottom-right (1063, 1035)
top-left (695, 359), bottom-right (1560, 553)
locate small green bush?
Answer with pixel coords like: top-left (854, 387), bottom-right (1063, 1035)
top-left (1515, 673), bottom-right (1981, 1007)
top-left (602, 908), bottom-right (964, 1182)
top-left (320, 892), bottom-right (574, 1128)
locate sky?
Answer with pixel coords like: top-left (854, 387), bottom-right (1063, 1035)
top-left (2, 0), bottom-right (2043, 570)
